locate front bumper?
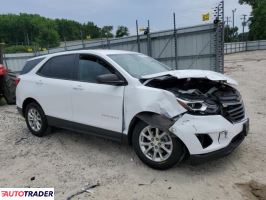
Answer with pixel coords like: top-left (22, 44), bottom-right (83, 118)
top-left (190, 128), bottom-right (246, 164)
top-left (169, 113), bottom-right (249, 158)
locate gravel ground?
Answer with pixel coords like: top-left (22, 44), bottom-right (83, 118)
top-left (0, 50), bottom-right (266, 200)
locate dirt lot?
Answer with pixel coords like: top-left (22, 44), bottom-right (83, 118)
top-left (0, 50), bottom-right (266, 200)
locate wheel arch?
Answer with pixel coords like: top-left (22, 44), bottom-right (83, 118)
top-left (22, 97), bottom-right (43, 117)
top-left (127, 111), bottom-right (189, 159)
top-left (127, 111), bottom-right (175, 145)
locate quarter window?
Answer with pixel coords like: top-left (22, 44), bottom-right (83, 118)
top-left (21, 57), bottom-right (45, 75)
top-left (38, 54), bottom-right (76, 80)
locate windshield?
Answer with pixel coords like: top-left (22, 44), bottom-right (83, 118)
top-left (108, 54), bottom-right (170, 78)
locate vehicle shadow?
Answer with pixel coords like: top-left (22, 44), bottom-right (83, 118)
top-left (44, 127), bottom-right (245, 175)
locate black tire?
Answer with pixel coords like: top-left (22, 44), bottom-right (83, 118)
top-left (25, 102), bottom-right (48, 137)
top-left (132, 121), bottom-right (185, 170)
top-left (3, 75), bottom-right (16, 105)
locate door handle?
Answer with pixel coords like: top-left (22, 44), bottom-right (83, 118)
top-left (35, 80), bottom-right (44, 85)
top-left (73, 85), bottom-right (84, 91)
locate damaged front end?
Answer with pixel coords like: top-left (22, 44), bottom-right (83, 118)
top-left (140, 71), bottom-right (248, 160)
top-left (142, 76), bottom-right (245, 123)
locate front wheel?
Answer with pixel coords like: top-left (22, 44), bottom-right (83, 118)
top-left (25, 102), bottom-right (48, 137)
top-left (132, 121), bottom-right (185, 170)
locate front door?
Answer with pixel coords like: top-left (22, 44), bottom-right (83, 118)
top-left (71, 54), bottom-right (125, 136)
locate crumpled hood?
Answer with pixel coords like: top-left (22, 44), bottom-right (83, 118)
top-left (141, 69), bottom-right (237, 85)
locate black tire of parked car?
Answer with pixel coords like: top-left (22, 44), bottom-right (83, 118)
top-left (132, 120), bottom-right (185, 170)
top-left (25, 102), bottom-right (48, 137)
top-left (3, 75), bottom-right (16, 105)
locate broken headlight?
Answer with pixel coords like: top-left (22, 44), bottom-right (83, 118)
top-left (177, 98), bottom-right (219, 114)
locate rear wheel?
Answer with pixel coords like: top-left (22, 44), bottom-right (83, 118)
top-left (132, 121), bottom-right (185, 170)
top-left (25, 102), bottom-right (48, 137)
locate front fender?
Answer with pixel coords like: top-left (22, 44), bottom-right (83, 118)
top-left (123, 85), bottom-right (186, 134)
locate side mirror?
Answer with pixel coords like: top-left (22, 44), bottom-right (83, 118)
top-left (97, 74), bottom-right (126, 86)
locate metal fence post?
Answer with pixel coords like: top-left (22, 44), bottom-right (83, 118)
top-left (80, 30), bottom-right (85, 48)
top-left (147, 20), bottom-right (152, 57)
top-left (173, 13), bottom-right (178, 70)
top-left (221, 0), bottom-right (225, 73)
top-left (106, 37), bottom-right (110, 49)
top-left (136, 20), bottom-right (141, 53)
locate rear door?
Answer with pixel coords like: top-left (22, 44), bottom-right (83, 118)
top-left (36, 54), bottom-right (76, 121)
top-left (71, 54), bottom-right (125, 135)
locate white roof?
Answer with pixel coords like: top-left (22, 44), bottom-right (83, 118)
top-left (28, 49), bottom-right (138, 61)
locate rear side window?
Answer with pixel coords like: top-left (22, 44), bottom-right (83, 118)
top-left (38, 54), bottom-right (76, 80)
top-left (21, 58), bottom-right (45, 75)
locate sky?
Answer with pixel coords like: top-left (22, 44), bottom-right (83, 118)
top-left (0, 0), bottom-right (251, 34)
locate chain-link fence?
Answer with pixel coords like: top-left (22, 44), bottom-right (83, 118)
top-left (224, 40), bottom-right (266, 54)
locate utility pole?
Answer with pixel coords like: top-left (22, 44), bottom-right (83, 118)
top-left (225, 16), bottom-right (231, 27)
top-left (232, 9), bottom-right (237, 40)
top-left (241, 14), bottom-right (247, 42)
top-left (225, 16), bottom-right (231, 41)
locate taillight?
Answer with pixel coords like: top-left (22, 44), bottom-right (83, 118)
top-left (15, 77), bottom-right (20, 86)
top-left (0, 65), bottom-right (7, 76)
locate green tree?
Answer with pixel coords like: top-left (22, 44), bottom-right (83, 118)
top-left (101, 26), bottom-right (114, 38)
top-left (0, 13), bottom-right (129, 53)
top-left (115, 26), bottom-right (129, 38)
top-left (55, 19), bottom-right (82, 41)
top-left (239, 0), bottom-right (266, 40)
top-left (83, 22), bottom-right (101, 39)
top-left (0, 13), bottom-right (60, 47)
top-left (224, 25), bottom-right (239, 42)
top-left (239, 0), bottom-right (258, 8)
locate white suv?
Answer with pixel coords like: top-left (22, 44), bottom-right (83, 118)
top-left (16, 50), bottom-right (249, 169)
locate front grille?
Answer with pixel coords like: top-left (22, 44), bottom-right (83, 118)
top-left (224, 102), bottom-right (245, 123)
top-left (215, 90), bottom-right (245, 123)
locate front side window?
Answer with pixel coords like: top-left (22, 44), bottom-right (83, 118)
top-left (78, 55), bottom-right (113, 83)
top-left (108, 53), bottom-right (170, 78)
top-left (38, 54), bottom-right (76, 80)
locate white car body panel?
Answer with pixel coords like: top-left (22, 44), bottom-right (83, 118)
top-left (71, 81), bottom-right (124, 132)
top-left (16, 74), bottom-right (73, 121)
top-left (170, 114), bottom-right (248, 155)
top-left (123, 85), bottom-right (186, 134)
top-left (34, 77), bottom-right (73, 120)
top-left (141, 69), bottom-right (238, 85)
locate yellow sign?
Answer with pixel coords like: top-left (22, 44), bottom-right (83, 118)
top-left (202, 13), bottom-right (210, 21)
top-left (139, 28), bottom-right (146, 32)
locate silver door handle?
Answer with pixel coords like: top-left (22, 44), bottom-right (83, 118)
top-left (73, 86), bottom-right (84, 91)
top-left (35, 80), bottom-right (44, 85)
